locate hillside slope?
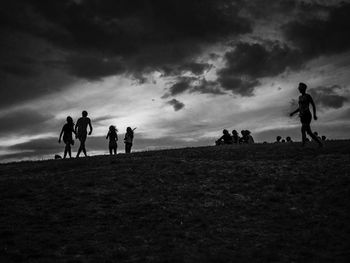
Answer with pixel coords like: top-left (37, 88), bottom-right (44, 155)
top-left (1, 141), bottom-right (350, 262)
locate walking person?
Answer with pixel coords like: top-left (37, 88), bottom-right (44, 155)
top-left (106, 125), bottom-right (118, 155)
top-left (290, 82), bottom-right (322, 147)
top-left (124, 127), bottom-right (135, 154)
top-left (75, 110), bottom-right (93, 157)
top-left (58, 116), bottom-right (75, 158)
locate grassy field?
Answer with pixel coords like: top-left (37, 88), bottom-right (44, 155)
top-left (0, 141), bottom-right (350, 262)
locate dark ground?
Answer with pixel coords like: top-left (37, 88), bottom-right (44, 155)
top-left (0, 140), bottom-right (350, 262)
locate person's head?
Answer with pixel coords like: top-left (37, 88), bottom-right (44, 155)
top-left (314, 131), bottom-right (318, 136)
top-left (286, 136), bottom-right (291, 142)
top-left (232, 130), bottom-right (238, 135)
top-left (246, 130), bottom-right (251, 135)
top-left (241, 130), bottom-right (245, 136)
top-left (127, 127), bottom-right (132, 133)
top-left (281, 139), bottom-right (286, 143)
top-left (223, 129), bottom-right (229, 135)
top-left (276, 136), bottom-right (281, 142)
top-left (109, 125), bottom-right (117, 132)
top-left (82, 110), bottom-right (88, 117)
top-left (66, 116), bottom-right (73, 124)
top-left (298, 82), bottom-right (307, 94)
top-left (321, 135), bottom-right (327, 141)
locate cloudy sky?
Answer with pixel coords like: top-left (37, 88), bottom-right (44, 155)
top-left (1, 0), bottom-right (350, 162)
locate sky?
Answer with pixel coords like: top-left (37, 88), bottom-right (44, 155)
top-left (1, 0), bottom-right (350, 162)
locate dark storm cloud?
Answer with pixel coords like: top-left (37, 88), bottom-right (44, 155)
top-left (283, 2), bottom-right (350, 58)
top-left (64, 54), bottom-right (125, 80)
top-left (216, 41), bottom-right (303, 96)
top-left (0, 110), bottom-right (54, 136)
top-left (1, 0), bottom-right (252, 80)
top-left (167, 99), bottom-right (185, 111)
top-left (163, 77), bottom-right (226, 97)
top-left (220, 42), bottom-right (303, 79)
top-left (190, 79), bottom-right (226, 95)
top-left (214, 1), bottom-right (350, 97)
top-left (309, 85), bottom-right (349, 109)
top-left (217, 75), bottom-right (260, 96)
top-left (166, 77), bottom-right (194, 97)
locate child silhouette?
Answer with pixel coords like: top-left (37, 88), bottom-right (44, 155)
top-left (106, 125), bottom-right (118, 155)
top-left (58, 116), bottom-right (75, 158)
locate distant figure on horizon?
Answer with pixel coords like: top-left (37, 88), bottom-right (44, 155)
top-left (124, 127), bottom-right (136, 153)
top-left (290, 83), bottom-right (322, 147)
top-left (58, 116), bottom-right (75, 158)
top-left (75, 110), bottom-right (93, 157)
top-left (239, 130), bottom-right (254, 144)
top-left (275, 136), bottom-right (282, 143)
top-left (281, 139), bottom-right (286, 143)
top-left (313, 132), bottom-right (322, 142)
top-left (286, 136), bottom-right (293, 143)
top-left (232, 130), bottom-right (240, 144)
top-left (106, 125), bottom-right (118, 155)
top-left (216, 129), bottom-right (233, 145)
top-left (321, 135), bottom-right (327, 141)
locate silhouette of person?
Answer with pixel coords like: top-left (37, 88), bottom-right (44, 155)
top-left (58, 116), bottom-right (75, 158)
top-left (313, 131), bottom-right (322, 141)
top-left (239, 130), bottom-right (254, 144)
top-left (281, 139), bottom-right (286, 143)
top-left (124, 127), bottom-right (135, 154)
top-left (75, 110), bottom-right (93, 157)
top-left (286, 136), bottom-right (293, 143)
top-left (275, 136), bottom-right (282, 143)
top-left (290, 83), bottom-right (322, 147)
top-left (106, 125), bottom-right (118, 155)
top-left (216, 129), bottom-right (233, 145)
top-left (321, 135), bottom-right (327, 141)
top-left (246, 130), bottom-right (254, 144)
top-left (232, 130), bottom-right (240, 144)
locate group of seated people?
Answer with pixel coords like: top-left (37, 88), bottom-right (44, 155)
top-left (274, 132), bottom-right (326, 144)
top-left (216, 129), bottom-right (254, 145)
top-left (275, 136), bottom-right (293, 143)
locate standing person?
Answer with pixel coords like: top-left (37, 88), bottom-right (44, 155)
top-left (106, 125), bottom-right (118, 155)
top-left (75, 110), bottom-right (93, 157)
top-left (58, 116), bottom-right (75, 158)
top-left (124, 127), bottom-right (135, 154)
top-left (290, 83), bottom-right (322, 147)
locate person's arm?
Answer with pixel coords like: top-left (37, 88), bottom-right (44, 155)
top-left (290, 108), bottom-right (299, 117)
top-left (106, 132), bottom-right (109, 139)
top-left (88, 119), bottom-right (93, 135)
top-left (74, 122), bottom-right (78, 138)
top-left (58, 127), bottom-right (64, 143)
top-left (309, 95), bottom-right (317, 120)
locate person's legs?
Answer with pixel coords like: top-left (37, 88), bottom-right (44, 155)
top-left (301, 124), bottom-right (307, 146)
top-left (82, 140), bottom-right (87, 157)
top-left (64, 144), bottom-right (68, 159)
top-left (125, 143), bottom-right (132, 154)
top-left (306, 126), bottom-right (322, 146)
top-left (113, 146), bottom-right (117, 155)
top-left (109, 146), bottom-right (112, 155)
top-left (76, 139), bottom-right (83, 158)
top-left (68, 144), bottom-right (72, 158)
